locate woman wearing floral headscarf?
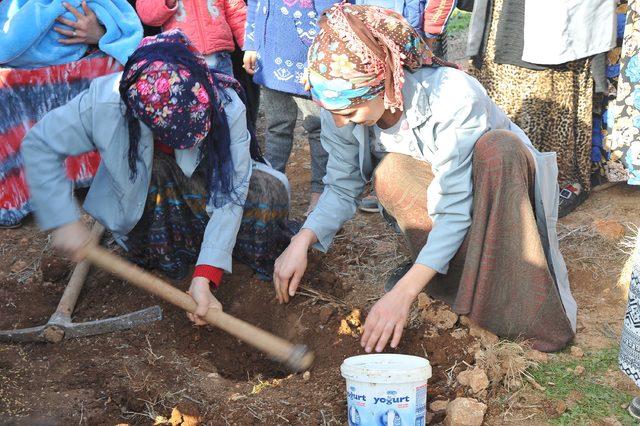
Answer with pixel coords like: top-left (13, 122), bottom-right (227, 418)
top-left (274, 4), bottom-right (577, 352)
top-left (21, 30), bottom-right (293, 324)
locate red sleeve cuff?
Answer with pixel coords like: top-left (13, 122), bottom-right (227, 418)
top-left (193, 265), bottom-right (224, 288)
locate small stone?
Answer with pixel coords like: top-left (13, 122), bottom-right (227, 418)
top-left (19, 237), bottom-right (29, 245)
top-left (602, 417), bottom-right (623, 426)
top-left (457, 367), bottom-right (489, 394)
top-left (459, 315), bottom-right (472, 327)
top-left (10, 260), bottom-right (28, 273)
top-left (445, 398), bottom-right (487, 426)
top-left (319, 306), bottom-right (334, 324)
top-left (302, 371), bottom-right (311, 381)
top-left (506, 378), bottom-right (523, 390)
top-left (230, 393), bottom-right (245, 401)
top-left (570, 346), bottom-right (584, 358)
top-left (451, 328), bottom-right (468, 340)
top-left (425, 412), bottom-right (435, 424)
top-left (170, 404), bottom-right (201, 426)
top-left (574, 365), bottom-right (585, 376)
top-left (417, 293), bottom-right (433, 309)
top-left (468, 325), bottom-right (499, 347)
top-left (526, 349), bottom-right (549, 363)
top-left (422, 305), bottom-right (458, 330)
top-left (555, 400), bottom-right (567, 415)
top-left (430, 399), bottom-right (449, 412)
top-left (207, 372), bottom-right (219, 378)
top-left (593, 220), bottom-right (626, 240)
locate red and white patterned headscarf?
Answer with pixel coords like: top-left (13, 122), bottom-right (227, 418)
top-left (306, 3), bottom-right (454, 111)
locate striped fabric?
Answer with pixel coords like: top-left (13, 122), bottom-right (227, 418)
top-left (0, 54), bottom-right (121, 226)
top-left (423, 0), bottom-right (457, 36)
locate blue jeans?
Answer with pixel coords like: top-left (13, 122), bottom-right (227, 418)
top-left (204, 51), bottom-right (233, 76)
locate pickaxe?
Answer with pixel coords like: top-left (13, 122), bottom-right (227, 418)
top-left (0, 222), bottom-right (162, 343)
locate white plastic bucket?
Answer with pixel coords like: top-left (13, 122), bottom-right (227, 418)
top-left (341, 354), bottom-right (432, 426)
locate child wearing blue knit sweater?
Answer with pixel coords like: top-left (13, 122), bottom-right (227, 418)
top-left (242, 0), bottom-right (338, 215)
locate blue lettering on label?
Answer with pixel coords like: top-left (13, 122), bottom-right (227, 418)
top-left (373, 396), bottom-right (411, 405)
top-left (347, 391), bottom-right (367, 401)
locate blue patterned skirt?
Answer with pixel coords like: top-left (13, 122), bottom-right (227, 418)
top-left (126, 152), bottom-right (293, 280)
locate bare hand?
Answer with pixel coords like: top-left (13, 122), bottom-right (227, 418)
top-left (54, 1), bottom-right (105, 46)
top-left (187, 277), bottom-right (222, 325)
top-left (360, 287), bottom-right (414, 353)
top-left (243, 50), bottom-right (257, 75)
top-left (273, 232), bottom-right (315, 304)
top-left (52, 220), bottom-right (92, 262)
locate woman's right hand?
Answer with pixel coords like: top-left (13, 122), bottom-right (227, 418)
top-left (243, 51), bottom-right (258, 75)
top-left (273, 229), bottom-right (316, 303)
top-left (52, 220), bottom-right (92, 262)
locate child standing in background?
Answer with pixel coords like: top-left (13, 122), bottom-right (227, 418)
top-left (243, 0), bottom-right (334, 215)
top-left (135, 0), bottom-right (246, 75)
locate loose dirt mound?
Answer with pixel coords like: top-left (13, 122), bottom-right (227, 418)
top-left (1, 243), bottom-right (478, 424)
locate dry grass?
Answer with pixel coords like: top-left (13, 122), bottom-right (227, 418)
top-left (297, 285), bottom-right (349, 308)
top-left (557, 222), bottom-right (630, 277)
top-left (475, 341), bottom-right (538, 392)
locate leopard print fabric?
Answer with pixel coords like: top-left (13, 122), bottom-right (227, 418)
top-left (468, 0), bottom-right (594, 191)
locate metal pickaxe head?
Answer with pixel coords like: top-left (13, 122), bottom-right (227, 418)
top-left (0, 221), bottom-right (164, 343)
top-left (0, 306), bottom-right (163, 343)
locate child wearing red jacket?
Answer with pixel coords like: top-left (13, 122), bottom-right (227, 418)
top-left (136, 0), bottom-right (246, 75)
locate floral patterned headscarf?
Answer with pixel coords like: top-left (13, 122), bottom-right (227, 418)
top-left (119, 30), bottom-right (263, 207)
top-left (307, 3), bottom-right (449, 111)
top-left (121, 30), bottom-right (214, 149)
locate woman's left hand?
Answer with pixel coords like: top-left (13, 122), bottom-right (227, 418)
top-left (54, 1), bottom-right (105, 46)
top-left (361, 263), bottom-right (437, 352)
top-left (360, 287), bottom-right (415, 353)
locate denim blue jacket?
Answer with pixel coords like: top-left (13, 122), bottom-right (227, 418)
top-left (21, 72), bottom-right (267, 273)
top-left (303, 66), bottom-right (577, 331)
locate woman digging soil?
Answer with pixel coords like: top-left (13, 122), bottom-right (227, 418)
top-left (21, 30), bottom-right (292, 325)
top-left (274, 3), bottom-right (577, 353)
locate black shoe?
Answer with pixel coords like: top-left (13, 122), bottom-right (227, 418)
top-left (381, 207), bottom-right (402, 235)
top-left (358, 193), bottom-right (380, 213)
top-left (384, 262), bottom-right (413, 293)
top-left (558, 185), bottom-right (588, 218)
top-left (629, 397), bottom-right (640, 420)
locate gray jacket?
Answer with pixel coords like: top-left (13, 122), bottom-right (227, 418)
top-left (303, 67), bottom-right (577, 331)
top-left (22, 72), bottom-right (254, 273)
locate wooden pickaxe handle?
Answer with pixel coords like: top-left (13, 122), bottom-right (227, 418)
top-left (56, 221), bottom-right (106, 316)
top-left (83, 245), bottom-right (314, 372)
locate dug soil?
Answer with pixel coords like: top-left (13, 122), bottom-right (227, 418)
top-left (1, 126), bottom-right (485, 425)
top-left (0, 228), bottom-right (478, 425)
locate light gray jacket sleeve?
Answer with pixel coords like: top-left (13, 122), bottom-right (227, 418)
top-left (416, 95), bottom-right (491, 274)
top-left (196, 89), bottom-right (252, 272)
top-left (21, 89), bottom-right (96, 230)
top-left (302, 109), bottom-right (367, 252)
